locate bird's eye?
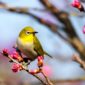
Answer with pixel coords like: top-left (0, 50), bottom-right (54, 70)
top-left (26, 31), bottom-right (30, 35)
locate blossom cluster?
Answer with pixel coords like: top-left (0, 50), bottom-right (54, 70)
top-left (2, 49), bottom-right (44, 74)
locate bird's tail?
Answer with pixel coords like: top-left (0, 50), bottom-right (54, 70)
top-left (44, 51), bottom-right (53, 58)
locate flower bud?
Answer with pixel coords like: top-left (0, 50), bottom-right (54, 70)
top-left (38, 60), bottom-right (43, 67)
top-left (83, 26), bottom-right (85, 34)
top-left (11, 51), bottom-right (23, 62)
top-left (37, 56), bottom-right (43, 61)
top-left (2, 48), bottom-right (9, 56)
top-left (37, 56), bottom-right (43, 67)
top-left (71, 0), bottom-right (81, 9)
top-left (12, 63), bottom-right (23, 73)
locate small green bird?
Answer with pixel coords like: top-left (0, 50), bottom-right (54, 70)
top-left (16, 26), bottom-right (52, 61)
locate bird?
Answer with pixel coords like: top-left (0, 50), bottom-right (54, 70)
top-left (16, 26), bottom-right (52, 62)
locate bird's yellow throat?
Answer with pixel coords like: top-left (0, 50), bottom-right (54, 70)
top-left (19, 34), bottom-right (34, 44)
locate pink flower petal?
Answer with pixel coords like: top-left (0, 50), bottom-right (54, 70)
top-left (83, 26), bottom-right (85, 34)
top-left (11, 51), bottom-right (19, 59)
top-left (71, 0), bottom-right (81, 8)
top-left (2, 48), bottom-right (9, 56)
top-left (12, 63), bottom-right (21, 73)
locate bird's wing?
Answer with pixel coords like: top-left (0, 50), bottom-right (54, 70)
top-left (44, 51), bottom-right (53, 58)
top-left (33, 36), bottom-right (44, 56)
top-left (33, 36), bottom-right (53, 58)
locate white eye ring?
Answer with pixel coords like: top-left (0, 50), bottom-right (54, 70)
top-left (26, 31), bottom-right (30, 35)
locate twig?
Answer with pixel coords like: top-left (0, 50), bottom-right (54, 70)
top-left (35, 79), bottom-right (85, 84)
top-left (72, 54), bottom-right (85, 70)
top-left (7, 7), bottom-right (48, 12)
top-left (0, 1), bottom-right (47, 12)
top-left (41, 70), bottom-right (53, 85)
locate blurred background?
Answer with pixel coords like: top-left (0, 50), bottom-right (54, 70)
top-left (0, 0), bottom-right (85, 85)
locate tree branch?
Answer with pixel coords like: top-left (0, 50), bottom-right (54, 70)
top-left (1, 52), bottom-right (47, 85)
top-left (39, 0), bottom-right (85, 61)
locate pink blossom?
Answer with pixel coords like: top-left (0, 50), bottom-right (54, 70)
top-left (11, 51), bottom-right (19, 59)
top-left (83, 25), bottom-right (85, 34)
top-left (37, 56), bottom-right (44, 67)
top-left (12, 63), bottom-right (22, 73)
top-left (2, 48), bottom-right (9, 56)
top-left (42, 65), bottom-right (52, 77)
top-left (37, 56), bottom-right (43, 61)
top-left (71, 0), bottom-right (81, 8)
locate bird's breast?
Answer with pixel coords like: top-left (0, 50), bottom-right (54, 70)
top-left (17, 38), bottom-right (33, 50)
top-left (16, 38), bottom-right (37, 60)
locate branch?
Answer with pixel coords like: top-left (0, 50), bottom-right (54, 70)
top-left (0, 1), bottom-right (47, 12)
top-left (0, 53), bottom-right (47, 85)
top-left (40, 0), bottom-right (85, 61)
top-left (41, 70), bottom-right (53, 85)
top-left (0, 49), bottom-right (55, 85)
top-left (72, 54), bottom-right (85, 70)
top-left (40, 0), bottom-right (78, 38)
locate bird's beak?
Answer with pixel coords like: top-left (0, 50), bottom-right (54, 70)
top-left (34, 31), bottom-right (38, 34)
